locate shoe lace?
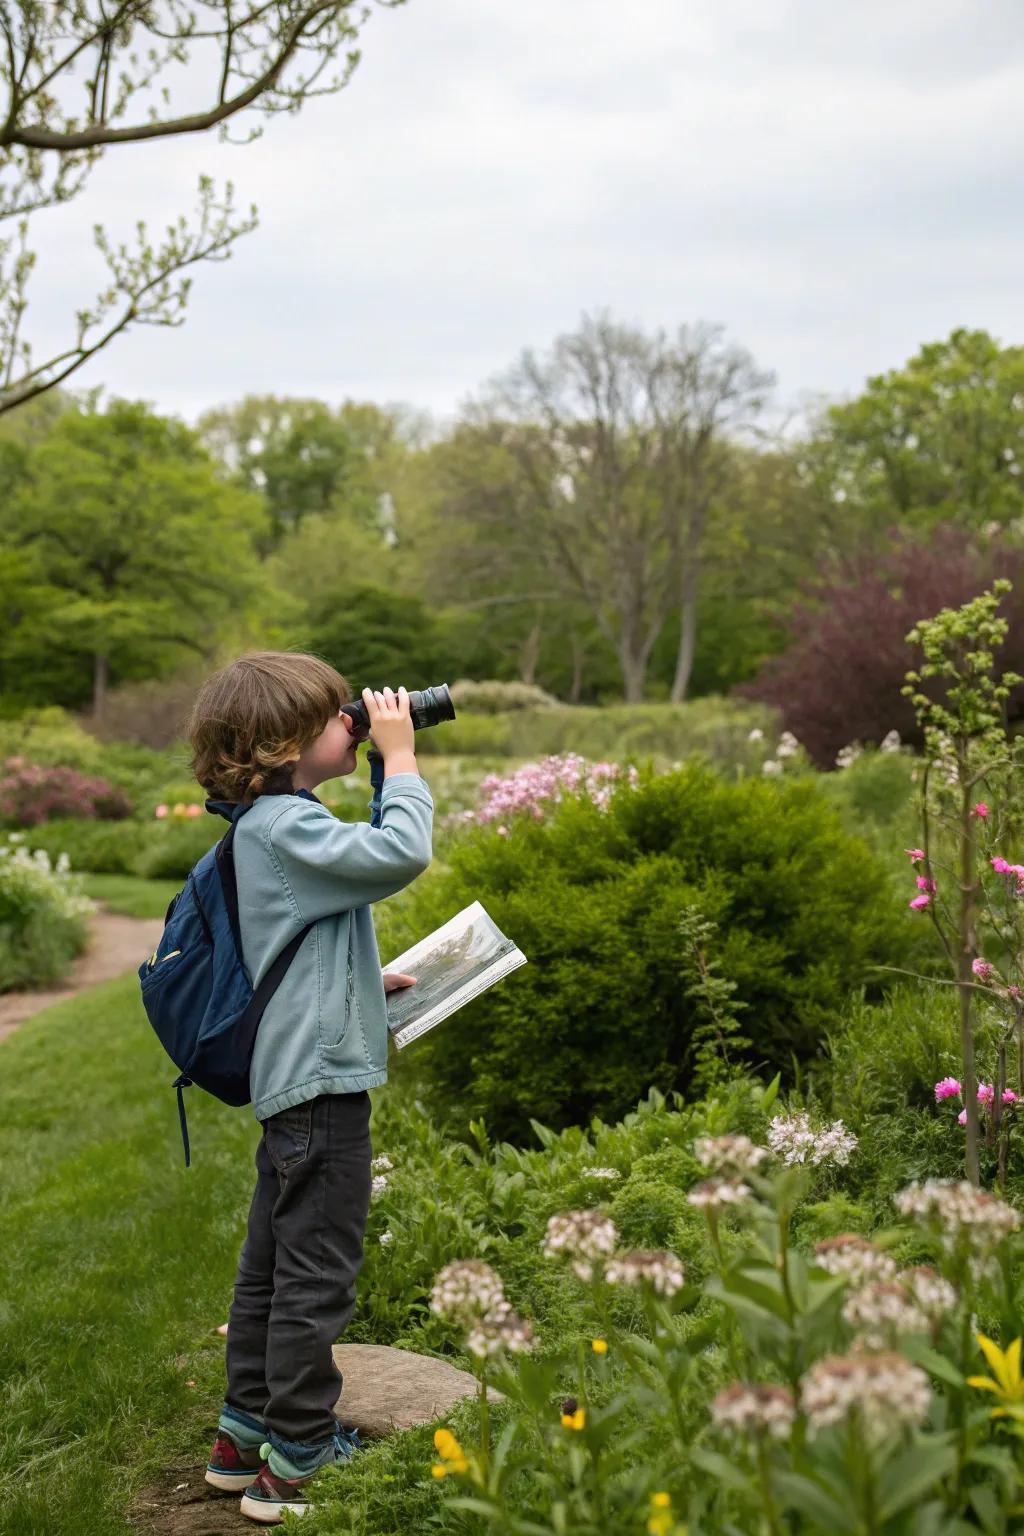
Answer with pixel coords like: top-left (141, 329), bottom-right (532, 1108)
top-left (333, 1425), bottom-right (361, 1460)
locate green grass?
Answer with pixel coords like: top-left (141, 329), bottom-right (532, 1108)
top-left (0, 972), bottom-right (268, 1533)
top-left (80, 872), bottom-right (183, 918)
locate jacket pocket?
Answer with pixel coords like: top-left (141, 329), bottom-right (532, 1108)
top-left (262, 1101), bottom-right (313, 1174)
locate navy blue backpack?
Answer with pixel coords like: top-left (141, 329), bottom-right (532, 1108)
top-left (138, 797), bottom-right (314, 1167)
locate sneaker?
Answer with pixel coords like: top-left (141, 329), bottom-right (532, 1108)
top-left (239, 1427), bottom-right (361, 1524)
top-left (205, 1430), bottom-right (266, 1492)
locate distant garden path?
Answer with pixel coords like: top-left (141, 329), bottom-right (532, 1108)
top-left (0, 907), bottom-right (164, 1043)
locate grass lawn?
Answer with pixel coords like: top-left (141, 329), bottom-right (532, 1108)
top-left (0, 971), bottom-right (272, 1534)
top-left (80, 872), bottom-right (184, 919)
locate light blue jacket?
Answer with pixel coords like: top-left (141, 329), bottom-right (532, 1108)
top-left (208, 757), bottom-right (433, 1121)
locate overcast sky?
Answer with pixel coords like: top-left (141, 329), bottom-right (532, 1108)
top-left (21, 0), bottom-right (1024, 430)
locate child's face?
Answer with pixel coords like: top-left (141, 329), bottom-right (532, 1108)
top-left (293, 707), bottom-right (368, 790)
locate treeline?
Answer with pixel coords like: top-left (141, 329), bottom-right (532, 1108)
top-left (1, 319), bottom-right (1023, 758)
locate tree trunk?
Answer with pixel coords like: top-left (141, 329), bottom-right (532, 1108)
top-left (569, 633), bottom-right (585, 703)
top-left (618, 644), bottom-right (648, 703)
top-left (519, 613), bottom-right (542, 686)
top-left (670, 585), bottom-right (699, 703)
top-left (92, 651), bottom-right (109, 716)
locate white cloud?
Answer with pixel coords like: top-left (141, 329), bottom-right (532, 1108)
top-left (18, 0), bottom-right (1024, 426)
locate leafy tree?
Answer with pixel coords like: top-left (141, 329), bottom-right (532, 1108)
top-left (0, 2), bottom-right (397, 414)
top-left (468, 313), bottom-right (771, 703)
top-left (0, 399), bottom-right (269, 712)
top-left (741, 525), bottom-right (1024, 767)
top-left (801, 329), bottom-right (1024, 544)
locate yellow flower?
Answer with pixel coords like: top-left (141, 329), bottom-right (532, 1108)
top-left (431, 1426), bottom-right (469, 1477)
top-left (592, 1338), bottom-right (608, 1354)
top-left (560, 1407), bottom-right (586, 1430)
top-left (967, 1334), bottom-right (1024, 1419)
top-left (648, 1491), bottom-right (674, 1536)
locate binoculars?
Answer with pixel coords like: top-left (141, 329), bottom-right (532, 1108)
top-left (342, 683), bottom-right (456, 737)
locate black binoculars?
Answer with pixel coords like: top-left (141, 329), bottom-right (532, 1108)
top-left (341, 683), bottom-right (456, 737)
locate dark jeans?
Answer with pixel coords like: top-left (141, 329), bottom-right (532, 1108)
top-left (225, 1091), bottom-right (372, 1451)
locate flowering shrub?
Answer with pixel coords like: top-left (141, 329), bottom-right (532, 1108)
top-left (406, 1111), bottom-right (1024, 1536)
top-left (0, 758), bottom-right (132, 827)
top-left (397, 759), bottom-right (906, 1137)
top-left (459, 752), bottom-right (639, 832)
top-left (0, 838), bottom-right (93, 990)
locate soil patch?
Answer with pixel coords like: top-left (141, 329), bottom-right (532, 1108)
top-left (0, 907), bottom-right (164, 1043)
top-left (130, 1463), bottom-right (255, 1536)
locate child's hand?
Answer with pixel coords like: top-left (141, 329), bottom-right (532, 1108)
top-left (382, 971), bottom-right (417, 993)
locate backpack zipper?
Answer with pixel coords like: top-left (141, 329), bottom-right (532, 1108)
top-left (147, 947), bottom-right (182, 972)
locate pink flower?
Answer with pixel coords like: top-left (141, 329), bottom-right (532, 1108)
top-left (958, 1109), bottom-right (967, 1126)
top-left (1003, 1090), bottom-right (1018, 1105)
top-left (978, 1083), bottom-right (995, 1106)
top-left (906, 848), bottom-right (925, 864)
top-left (916, 876), bottom-right (936, 893)
top-left (972, 959), bottom-right (995, 980)
top-left (934, 1077), bottom-right (962, 1101)
top-left (992, 857), bottom-right (1011, 874)
top-left (1009, 986), bottom-right (1023, 1001)
top-left (186, 804), bottom-right (202, 818)
top-left (154, 804), bottom-right (169, 819)
top-left (909, 894), bottom-right (931, 911)
top-left (972, 802), bottom-right (990, 818)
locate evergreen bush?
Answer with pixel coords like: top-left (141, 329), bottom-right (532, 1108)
top-left (399, 762), bottom-right (908, 1138)
top-left (0, 840), bottom-right (93, 990)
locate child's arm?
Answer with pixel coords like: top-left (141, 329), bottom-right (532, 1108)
top-left (267, 772), bottom-right (433, 923)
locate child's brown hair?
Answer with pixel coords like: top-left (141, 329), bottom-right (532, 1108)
top-left (187, 651), bottom-right (353, 804)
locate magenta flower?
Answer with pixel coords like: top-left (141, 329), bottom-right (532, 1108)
top-left (958, 1109), bottom-right (968, 1126)
top-left (972, 802), bottom-right (990, 818)
top-left (992, 857), bottom-right (1011, 874)
top-left (1009, 986), bottom-right (1023, 1001)
top-left (1003, 1090), bottom-right (1019, 1105)
top-left (905, 848), bottom-right (925, 864)
top-left (978, 1083), bottom-right (995, 1106)
top-left (934, 1077), bottom-right (962, 1101)
top-left (909, 894), bottom-right (931, 911)
top-left (972, 959), bottom-right (995, 980)
top-left (916, 876), bottom-right (937, 893)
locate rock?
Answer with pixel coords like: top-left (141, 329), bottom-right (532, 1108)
top-left (333, 1343), bottom-right (503, 1437)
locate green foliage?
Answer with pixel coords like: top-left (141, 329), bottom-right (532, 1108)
top-left (811, 328), bottom-right (1024, 537)
top-left (0, 401), bottom-right (269, 710)
top-left (402, 762), bottom-right (908, 1138)
top-left (132, 817), bottom-right (222, 880)
top-left (413, 696), bottom-right (777, 768)
top-left (0, 839), bottom-right (93, 989)
top-left (17, 817), bottom-right (141, 875)
top-left (449, 679), bottom-right (561, 713)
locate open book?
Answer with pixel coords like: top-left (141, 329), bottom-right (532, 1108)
top-left (383, 900), bottom-right (527, 1049)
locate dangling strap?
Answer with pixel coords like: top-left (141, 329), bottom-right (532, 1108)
top-left (174, 1081), bottom-right (191, 1161)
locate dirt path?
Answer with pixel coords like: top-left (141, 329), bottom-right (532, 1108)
top-left (0, 907), bottom-right (165, 1043)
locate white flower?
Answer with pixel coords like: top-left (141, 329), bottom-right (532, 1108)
top-left (711, 1383), bottom-right (796, 1440)
top-left (371, 1154), bottom-right (394, 1174)
top-left (901, 1265), bottom-right (956, 1320)
top-left (842, 1281), bottom-right (929, 1349)
top-left (694, 1134), bottom-right (767, 1176)
top-left (814, 1235), bottom-right (897, 1285)
top-left (580, 1166), bottom-right (621, 1181)
top-left (371, 1174), bottom-right (389, 1198)
top-left (835, 744), bottom-right (861, 770)
top-left (895, 1179), bottom-right (1019, 1256)
top-left (431, 1260), bottom-right (505, 1321)
top-left (767, 1113), bottom-right (857, 1168)
top-left (605, 1250), bottom-right (686, 1296)
top-left (542, 1210), bottom-right (619, 1281)
top-left (378, 1229), bottom-right (394, 1247)
top-left (879, 730), bottom-right (901, 752)
top-left (747, 728), bottom-right (764, 743)
top-left (687, 1178), bottom-right (753, 1210)
top-left (801, 1352), bottom-right (930, 1438)
top-left (762, 759), bottom-right (782, 777)
top-left (776, 731), bottom-right (799, 758)
top-left (465, 1299), bottom-right (535, 1359)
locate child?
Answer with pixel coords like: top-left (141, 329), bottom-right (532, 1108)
top-left (186, 652), bottom-right (433, 1524)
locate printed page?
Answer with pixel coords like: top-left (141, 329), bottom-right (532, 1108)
top-left (383, 900), bottom-right (527, 1049)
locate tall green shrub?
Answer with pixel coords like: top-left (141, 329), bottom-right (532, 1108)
top-left (397, 763), bottom-right (908, 1138)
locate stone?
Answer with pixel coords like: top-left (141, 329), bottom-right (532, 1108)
top-left (332, 1343), bottom-right (503, 1437)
